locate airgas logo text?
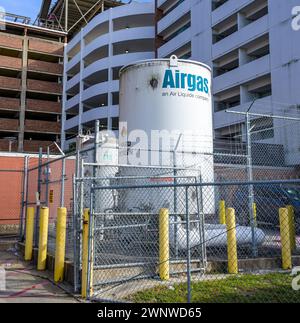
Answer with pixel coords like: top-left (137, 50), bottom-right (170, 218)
top-left (162, 69), bottom-right (209, 94)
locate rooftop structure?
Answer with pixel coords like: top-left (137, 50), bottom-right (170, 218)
top-left (0, 12), bottom-right (66, 153)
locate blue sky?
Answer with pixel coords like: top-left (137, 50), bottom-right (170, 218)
top-left (0, 0), bottom-right (42, 22)
top-left (0, 0), bottom-right (150, 23)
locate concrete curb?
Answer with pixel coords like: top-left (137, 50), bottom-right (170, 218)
top-left (18, 242), bottom-right (75, 286)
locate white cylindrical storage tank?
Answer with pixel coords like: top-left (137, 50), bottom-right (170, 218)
top-left (118, 55), bottom-right (214, 214)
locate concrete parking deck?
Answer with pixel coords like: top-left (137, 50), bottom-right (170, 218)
top-left (0, 240), bottom-right (80, 303)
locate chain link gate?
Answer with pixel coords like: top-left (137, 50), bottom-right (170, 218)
top-left (87, 179), bottom-right (207, 302)
top-left (73, 162), bottom-right (207, 300)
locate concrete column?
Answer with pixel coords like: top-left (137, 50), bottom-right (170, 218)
top-left (240, 85), bottom-right (256, 105)
top-left (60, 37), bottom-right (68, 150)
top-left (107, 11), bottom-right (113, 131)
top-left (18, 32), bottom-right (28, 152)
top-left (239, 48), bottom-right (250, 66)
top-left (237, 12), bottom-right (248, 29)
top-left (78, 30), bottom-right (84, 135)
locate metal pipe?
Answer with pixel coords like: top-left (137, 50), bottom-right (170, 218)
top-left (92, 178), bottom-right (300, 191)
top-left (53, 141), bottom-right (65, 156)
top-left (28, 154), bottom-right (74, 172)
top-left (67, 0), bottom-right (103, 33)
top-left (72, 175), bottom-right (79, 293)
top-left (45, 146), bottom-right (50, 206)
top-left (87, 194), bottom-right (94, 299)
top-left (185, 187), bottom-right (191, 303)
top-left (60, 157), bottom-right (66, 207)
top-left (245, 112), bottom-right (257, 257)
top-left (173, 136), bottom-right (181, 259)
top-left (93, 120), bottom-right (100, 179)
top-left (226, 110), bottom-right (300, 121)
top-left (94, 223), bottom-right (148, 231)
top-left (19, 155), bottom-right (29, 241)
top-left (34, 147), bottom-right (43, 248)
top-left (76, 175), bottom-right (197, 182)
top-left (93, 262), bottom-right (157, 270)
top-left (65, 0), bottom-right (68, 32)
top-left (83, 162), bottom-right (200, 171)
top-left (195, 176), bottom-right (207, 268)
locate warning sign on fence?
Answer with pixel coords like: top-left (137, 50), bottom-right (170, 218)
top-left (49, 190), bottom-right (54, 204)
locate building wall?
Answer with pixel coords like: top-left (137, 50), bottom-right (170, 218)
top-left (0, 153), bottom-right (75, 232)
top-left (0, 23), bottom-right (66, 153)
top-left (62, 2), bottom-right (156, 150)
top-left (0, 156), bottom-right (24, 231)
top-left (156, 0), bottom-right (300, 166)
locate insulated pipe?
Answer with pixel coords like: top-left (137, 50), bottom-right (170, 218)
top-left (169, 216), bottom-right (265, 250)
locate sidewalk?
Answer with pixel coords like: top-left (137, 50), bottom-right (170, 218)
top-left (0, 240), bottom-right (80, 303)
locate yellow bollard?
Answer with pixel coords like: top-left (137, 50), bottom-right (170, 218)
top-left (287, 205), bottom-right (296, 251)
top-left (279, 208), bottom-right (292, 270)
top-left (37, 207), bottom-right (49, 271)
top-left (90, 214), bottom-right (94, 298)
top-left (81, 209), bottom-right (89, 298)
top-left (159, 208), bottom-right (169, 280)
top-left (25, 207), bottom-right (35, 261)
top-left (252, 203), bottom-right (257, 227)
top-left (54, 207), bottom-right (67, 282)
top-left (226, 208), bottom-right (238, 274)
top-left (219, 200), bottom-right (226, 225)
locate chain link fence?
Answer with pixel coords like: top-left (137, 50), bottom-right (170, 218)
top-left (23, 150), bottom-right (76, 261)
top-left (5, 111), bottom-right (300, 302)
top-left (83, 177), bottom-right (300, 303)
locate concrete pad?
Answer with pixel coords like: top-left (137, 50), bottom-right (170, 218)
top-left (0, 246), bottom-right (80, 303)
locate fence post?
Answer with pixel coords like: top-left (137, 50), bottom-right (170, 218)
top-left (60, 157), bottom-right (66, 207)
top-left (34, 147), bottom-right (43, 248)
top-left (45, 146), bottom-right (50, 206)
top-left (219, 200), bottom-right (226, 225)
top-left (245, 111), bottom-right (258, 257)
top-left (287, 205), bottom-right (296, 251)
top-left (81, 208), bottom-right (90, 298)
top-left (185, 187), bottom-right (191, 303)
top-left (37, 207), bottom-right (49, 270)
top-left (24, 207), bottom-right (35, 261)
top-left (54, 207), bottom-right (67, 282)
top-left (279, 208), bottom-right (292, 270)
top-left (226, 208), bottom-right (238, 274)
top-left (19, 155), bottom-right (29, 241)
top-left (159, 208), bottom-right (169, 281)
